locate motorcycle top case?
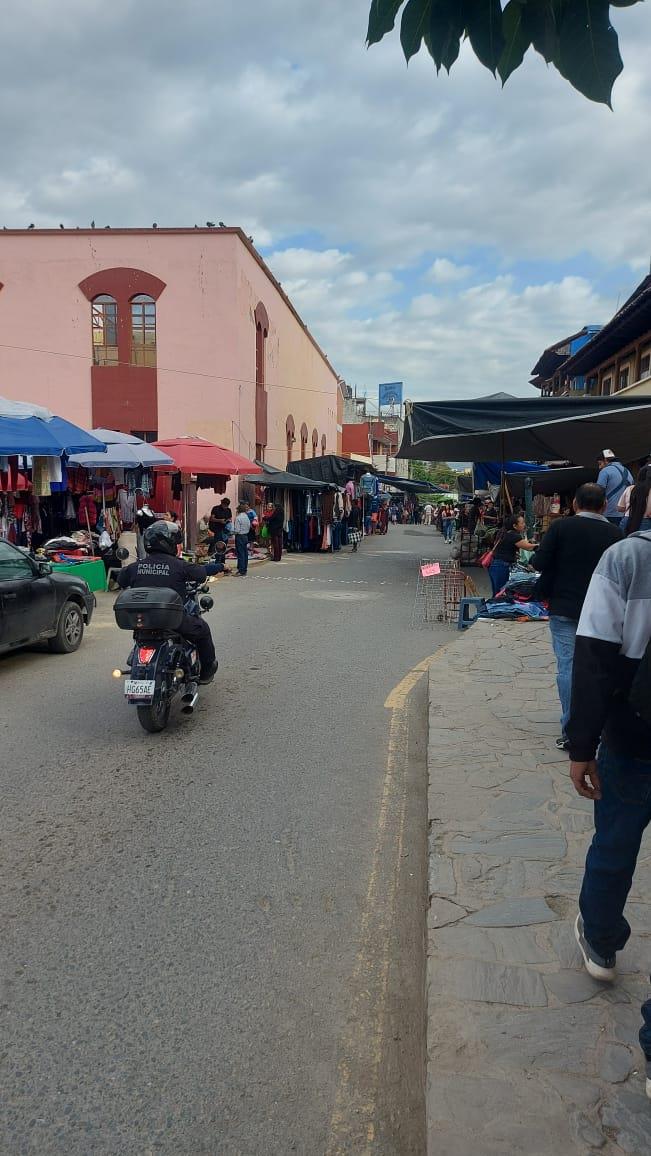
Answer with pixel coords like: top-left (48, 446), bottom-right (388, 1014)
top-left (114, 586), bottom-right (184, 631)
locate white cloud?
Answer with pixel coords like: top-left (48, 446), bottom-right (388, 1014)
top-left (426, 258), bottom-right (474, 284)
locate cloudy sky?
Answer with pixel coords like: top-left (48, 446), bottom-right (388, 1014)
top-left (2, 1), bottom-right (650, 403)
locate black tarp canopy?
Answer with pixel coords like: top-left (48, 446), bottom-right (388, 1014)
top-left (504, 465), bottom-right (596, 499)
top-left (242, 464), bottom-right (335, 491)
top-left (287, 454), bottom-right (374, 486)
top-left (399, 396), bottom-right (651, 467)
top-left (375, 474), bottom-right (449, 494)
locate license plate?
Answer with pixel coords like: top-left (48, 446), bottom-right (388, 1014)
top-left (124, 679), bottom-right (155, 698)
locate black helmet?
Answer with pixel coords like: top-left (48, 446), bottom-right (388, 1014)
top-left (143, 520), bottom-right (182, 556)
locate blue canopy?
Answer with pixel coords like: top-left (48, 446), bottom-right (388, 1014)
top-left (0, 398), bottom-right (107, 457)
top-left (473, 461), bottom-right (549, 489)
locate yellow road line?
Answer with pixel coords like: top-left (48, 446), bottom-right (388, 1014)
top-left (325, 650), bottom-right (441, 1154)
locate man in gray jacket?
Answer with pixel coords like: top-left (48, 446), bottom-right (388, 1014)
top-left (567, 530), bottom-right (651, 1098)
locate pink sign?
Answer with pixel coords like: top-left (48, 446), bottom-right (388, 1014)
top-left (420, 562), bottom-right (441, 578)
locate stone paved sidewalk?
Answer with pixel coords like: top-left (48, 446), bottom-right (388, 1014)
top-left (427, 621), bottom-right (651, 1156)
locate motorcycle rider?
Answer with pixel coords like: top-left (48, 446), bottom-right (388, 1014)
top-left (116, 520), bottom-right (217, 684)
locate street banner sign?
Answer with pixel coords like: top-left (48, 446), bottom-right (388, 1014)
top-left (379, 382), bottom-right (403, 408)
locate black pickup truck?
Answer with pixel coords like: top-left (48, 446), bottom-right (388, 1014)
top-left (0, 539), bottom-right (95, 656)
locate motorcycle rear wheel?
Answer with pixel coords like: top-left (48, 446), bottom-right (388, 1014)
top-left (137, 697), bottom-right (171, 733)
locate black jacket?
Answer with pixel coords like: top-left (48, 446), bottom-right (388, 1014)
top-left (117, 552), bottom-right (207, 601)
top-left (532, 514), bottom-right (621, 620)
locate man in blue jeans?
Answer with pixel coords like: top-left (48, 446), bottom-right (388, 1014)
top-left (532, 484), bottom-right (620, 751)
top-left (567, 530), bottom-right (651, 1099)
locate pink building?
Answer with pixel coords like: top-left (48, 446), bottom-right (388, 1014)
top-left (0, 228), bottom-right (339, 485)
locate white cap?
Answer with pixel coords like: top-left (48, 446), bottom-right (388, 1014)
top-left (600, 449), bottom-right (616, 460)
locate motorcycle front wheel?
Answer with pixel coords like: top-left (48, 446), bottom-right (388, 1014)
top-left (137, 696), bottom-right (171, 733)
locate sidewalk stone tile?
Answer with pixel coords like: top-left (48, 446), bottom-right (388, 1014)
top-left (427, 1075), bottom-right (575, 1155)
top-left (600, 1090), bottom-right (651, 1154)
top-left (544, 969), bottom-right (604, 1004)
top-left (448, 831), bottom-right (567, 859)
top-left (428, 854), bottom-right (456, 897)
top-left (429, 897), bottom-right (467, 927)
top-left (429, 957), bottom-right (548, 1006)
top-left (600, 1043), bottom-right (635, 1083)
top-left (466, 896), bottom-right (559, 927)
top-left (430, 923), bottom-right (551, 964)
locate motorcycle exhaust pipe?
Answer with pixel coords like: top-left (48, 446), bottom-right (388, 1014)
top-left (181, 682), bottom-right (198, 703)
top-left (182, 692), bottom-right (199, 715)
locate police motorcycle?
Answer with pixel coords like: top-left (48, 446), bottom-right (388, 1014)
top-left (112, 537), bottom-right (214, 734)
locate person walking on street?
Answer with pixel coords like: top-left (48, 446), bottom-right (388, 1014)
top-left (566, 528), bottom-right (651, 1099)
top-left (532, 484), bottom-right (621, 751)
top-left (234, 503), bottom-right (251, 576)
top-left (348, 499), bottom-right (362, 552)
top-left (488, 514), bottom-right (536, 597)
top-left (597, 450), bottom-right (633, 526)
top-left (265, 502), bottom-right (285, 562)
top-left (423, 502), bottom-right (433, 526)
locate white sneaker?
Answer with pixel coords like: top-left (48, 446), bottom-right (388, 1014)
top-left (574, 914), bottom-right (616, 981)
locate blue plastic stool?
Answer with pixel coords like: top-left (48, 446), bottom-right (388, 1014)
top-left (457, 597), bottom-right (484, 631)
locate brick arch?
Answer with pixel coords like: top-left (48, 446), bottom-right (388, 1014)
top-left (78, 267), bottom-right (166, 302)
top-left (254, 301), bottom-right (269, 334)
top-left (286, 415), bottom-right (296, 464)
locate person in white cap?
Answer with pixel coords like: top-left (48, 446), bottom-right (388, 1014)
top-left (596, 450), bottom-right (633, 526)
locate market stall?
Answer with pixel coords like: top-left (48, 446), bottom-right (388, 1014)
top-left (242, 464), bottom-right (337, 552)
top-left (152, 437), bottom-right (261, 552)
top-left (0, 397), bottom-right (107, 556)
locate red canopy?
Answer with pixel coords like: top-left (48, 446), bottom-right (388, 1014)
top-left (152, 437), bottom-right (262, 476)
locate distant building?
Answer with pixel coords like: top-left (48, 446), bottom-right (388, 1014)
top-left (0, 227), bottom-right (339, 476)
top-left (530, 326), bottom-right (602, 397)
top-left (558, 276), bottom-right (651, 398)
top-left (341, 389), bottom-right (408, 476)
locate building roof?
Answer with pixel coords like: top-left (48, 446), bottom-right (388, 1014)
top-left (0, 226), bottom-right (337, 378)
top-left (560, 275), bottom-right (651, 377)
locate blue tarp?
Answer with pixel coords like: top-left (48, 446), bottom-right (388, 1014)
top-left (473, 461), bottom-right (549, 489)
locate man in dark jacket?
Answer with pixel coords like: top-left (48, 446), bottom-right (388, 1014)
top-left (117, 521), bottom-right (217, 683)
top-left (566, 530), bottom-right (651, 1098)
top-left (532, 484), bottom-right (620, 751)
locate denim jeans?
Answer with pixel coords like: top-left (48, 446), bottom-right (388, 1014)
top-left (235, 533), bottom-right (248, 574)
top-left (579, 744), bottom-right (651, 1061)
top-left (548, 615), bottom-right (578, 737)
top-left (488, 558), bottom-right (509, 597)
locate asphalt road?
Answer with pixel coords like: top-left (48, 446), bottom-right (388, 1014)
top-left (1, 526), bottom-right (451, 1155)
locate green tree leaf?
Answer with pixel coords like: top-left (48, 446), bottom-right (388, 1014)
top-left (427, 0), bottom-right (465, 72)
top-left (464, 0), bottom-right (507, 74)
top-left (367, 0), bottom-right (407, 46)
top-left (401, 0), bottom-right (432, 61)
top-left (499, 0), bottom-right (533, 82)
top-left (556, 0), bottom-right (623, 105)
top-left (523, 0), bottom-right (562, 63)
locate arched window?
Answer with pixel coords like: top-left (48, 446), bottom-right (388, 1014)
top-left (311, 429), bottom-right (319, 458)
top-left (131, 294), bottom-right (156, 367)
top-left (321, 434), bottom-right (327, 456)
top-left (286, 415), bottom-right (295, 464)
top-left (300, 422), bottom-right (309, 460)
top-left (91, 294), bottom-right (118, 365)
